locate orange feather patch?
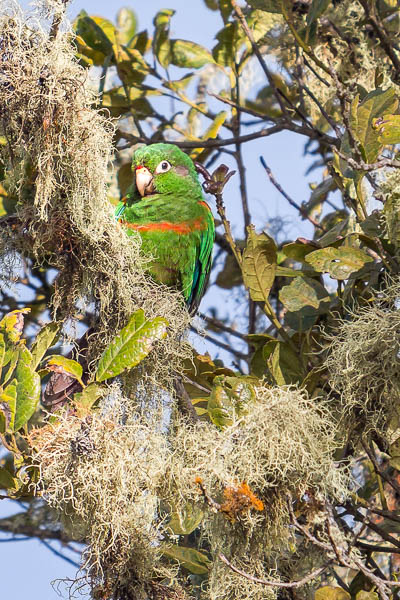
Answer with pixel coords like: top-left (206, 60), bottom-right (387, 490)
top-left (119, 217), bottom-right (206, 235)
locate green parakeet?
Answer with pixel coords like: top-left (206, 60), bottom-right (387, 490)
top-left (115, 143), bottom-right (215, 312)
top-left (44, 143), bottom-right (214, 408)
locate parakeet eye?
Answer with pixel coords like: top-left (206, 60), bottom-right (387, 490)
top-left (155, 160), bottom-right (172, 174)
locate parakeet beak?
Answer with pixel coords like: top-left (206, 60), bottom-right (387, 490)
top-left (136, 166), bottom-right (155, 197)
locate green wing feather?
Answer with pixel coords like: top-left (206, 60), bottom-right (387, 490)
top-left (188, 207), bottom-right (214, 313)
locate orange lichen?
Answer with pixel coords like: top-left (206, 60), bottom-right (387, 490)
top-left (220, 482), bottom-right (264, 522)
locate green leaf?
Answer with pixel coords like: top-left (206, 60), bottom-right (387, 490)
top-left (170, 39), bottom-right (214, 68)
top-left (208, 375), bottom-right (255, 429)
top-left (164, 73), bottom-right (195, 91)
top-left (3, 348), bottom-right (19, 385)
top-left (279, 277), bottom-right (330, 331)
top-left (74, 12), bottom-right (114, 60)
top-left (242, 226), bottom-right (277, 302)
top-left (315, 587), bottom-right (351, 600)
top-left (30, 322), bottom-right (61, 371)
top-left (116, 7), bottom-right (137, 46)
top-left (0, 466), bottom-right (17, 490)
top-left (264, 341), bottom-right (303, 386)
top-left (0, 333), bottom-right (5, 371)
top-left (153, 9), bottom-right (175, 68)
top-left (307, 0), bottom-right (330, 26)
top-left (351, 87), bottom-right (398, 162)
top-left (305, 247), bottom-right (373, 280)
top-left (168, 503), bottom-right (204, 535)
top-left (282, 242), bottom-right (317, 264)
top-left (163, 545), bottom-right (211, 574)
top-left (14, 347), bottom-right (40, 431)
top-left (374, 113), bottom-right (400, 145)
top-left (45, 355), bottom-right (83, 385)
top-left (212, 22), bottom-right (241, 66)
top-left (113, 42), bottom-right (150, 86)
top-left (0, 379), bottom-right (17, 432)
top-left (279, 277), bottom-right (330, 312)
top-left (96, 309), bottom-right (168, 382)
top-left (218, 0), bottom-right (232, 22)
top-left (73, 383), bottom-right (104, 417)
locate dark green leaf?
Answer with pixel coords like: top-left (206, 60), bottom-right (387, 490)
top-left (307, 0), bottom-right (330, 26)
top-left (96, 309), bottom-right (168, 382)
top-left (74, 12), bottom-right (114, 60)
top-left (218, 0), bottom-right (232, 22)
top-left (264, 341), bottom-right (303, 385)
top-left (0, 466), bottom-right (16, 490)
top-left (212, 22), bottom-right (241, 66)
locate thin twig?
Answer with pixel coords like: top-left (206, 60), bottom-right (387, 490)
top-left (197, 313), bottom-right (246, 340)
top-left (260, 157), bottom-right (327, 232)
top-left (219, 553), bottom-right (332, 588)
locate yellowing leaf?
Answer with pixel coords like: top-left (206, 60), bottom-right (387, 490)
top-left (0, 308), bottom-right (30, 344)
top-left (374, 113), bottom-right (400, 145)
top-left (351, 87), bottom-right (398, 162)
top-left (315, 587), bottom-right (351, 600)
top-left (96, 309), bottom-right (168, 382)
top-left (242, 226), bottom-right (277, 302)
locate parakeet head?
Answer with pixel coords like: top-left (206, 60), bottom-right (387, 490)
top-left (131, 143), bottom-right (203, 199)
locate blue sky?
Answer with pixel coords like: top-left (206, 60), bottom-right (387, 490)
top-left (1, 1), bottom-right (318, 597)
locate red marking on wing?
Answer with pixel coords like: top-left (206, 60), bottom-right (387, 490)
top-left (120, 217), bottom-right (206, 234)
top-left (198, 200), bottom-right (212, 212)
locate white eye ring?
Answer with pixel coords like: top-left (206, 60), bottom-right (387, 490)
top-left (155, 160), bottom-right (172, 174)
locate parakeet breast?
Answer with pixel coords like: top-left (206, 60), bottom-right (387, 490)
top-left (118, 194), bottom-right (213, 305)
